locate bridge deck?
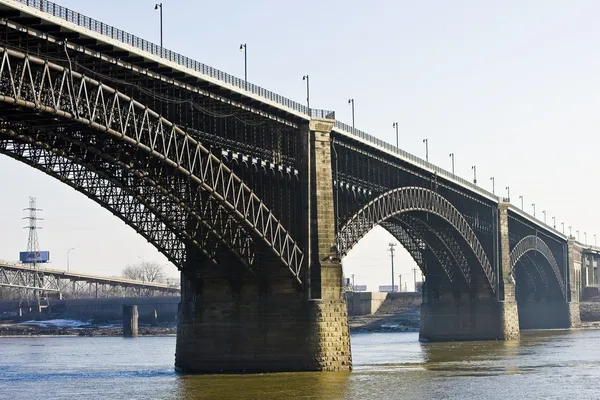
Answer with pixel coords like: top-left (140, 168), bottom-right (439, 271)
top-left (0, 0), bottom-right (576, 242)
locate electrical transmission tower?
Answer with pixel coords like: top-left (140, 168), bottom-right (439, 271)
top-left (22, 197), bottom-right (48, 312)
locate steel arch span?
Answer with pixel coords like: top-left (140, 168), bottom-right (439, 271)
top-left (510, 235), bottom-right (566, 299)
top-left (337, 186), bottom-right (495, 292)
top-left (0, 133), bottom-right (255, 271)
top-left (0, 47), bottom-right (304, 281)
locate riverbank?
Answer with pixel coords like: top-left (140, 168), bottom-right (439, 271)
top-left (0, 318), bottom-right (176, 337)
top-left (3, 301), bottom-right (600, 336)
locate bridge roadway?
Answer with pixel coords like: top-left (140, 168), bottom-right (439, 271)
top-left (0, 0), bottom-right (590, 373)
top-left (0, 261), bottom-right (180, 297)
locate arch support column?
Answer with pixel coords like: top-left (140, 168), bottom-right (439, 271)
top-left (497, 203), bottom-right (521, 340)
top-left (175, 118), bottom-right (351, 373)
top-left (567, 240), bottom-right (582, 327)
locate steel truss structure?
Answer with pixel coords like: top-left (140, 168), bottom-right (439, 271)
top-left (0, 47), bottom-right (304, 281)
top-left (337, 186), bottom-right (495, 292)
top-left (510, 235), bottom-right (566, 299)
top-left (0, 262), bottom-right (180, 298)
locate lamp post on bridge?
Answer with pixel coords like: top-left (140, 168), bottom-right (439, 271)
top-left (542, 210), bottom-right (546, 224)
top-left (239, 43), bottom-right (247, 90)
top-left (585, 232), bottom-right (587, 245)
top-left (594, 234), bottom-right (597, 247)
top-left (392, 122), bottom-right (399, 148)
top-left (348, 99), bottom-right (355, 128)
top-left (67, 247), bottom-right (75, 272)
top-left (471, 165), bottom-right (477, 185)
top-left (552, 216), bottom-right (556, 229)
top-left (505, 186), bottom-right (510, 202)
top-left (489, 176), bottom-right (495, 194)
top-left (302, 75), bottom-right (310, 110)
top-left (532, 203), bottom-right (536, 217)
top-left (154, 3), bottom-right (163, 49)
top-left (569, 226), bottom-right (572, 237)
top-left (423, 139), bottom-right (429, 162)
top-left (519, 195), bottom-right (523, 210)
top-left (577, 230), bottom-right (580, 242)
top-left (449, 153), bottom-right (455, 174)
top-left (561, 222), bottom-right (564, 234)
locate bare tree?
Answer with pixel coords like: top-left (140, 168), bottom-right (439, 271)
top-left (122, 261), bottom-right (166, 283)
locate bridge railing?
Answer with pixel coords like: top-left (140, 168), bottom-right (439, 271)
top-left (334, 120), bottom-right (499, 201)
top-left (20, 0), bottom-right (495, 201)
top-left (16, 0), bottom-right (335, 120)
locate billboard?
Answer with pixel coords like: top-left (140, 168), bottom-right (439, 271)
top-left (379, 285), bottom-right (399, 293)
top-left (19, 251), bottom-right (50, 264)
top-left (352, 285), bottom-right (367, 292)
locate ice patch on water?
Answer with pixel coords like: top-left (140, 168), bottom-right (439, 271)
top-left (18, 319), bottom-right (91, 328)
top-left (380, 324), bottom-right (400, 329)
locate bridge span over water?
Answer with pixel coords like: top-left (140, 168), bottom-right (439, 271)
top-left (0, 0), bottom-right (593, 373)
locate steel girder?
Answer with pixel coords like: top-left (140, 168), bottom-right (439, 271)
top-left (401, 215), bottom-right (471, 287)
top-left (379, 221), bottom-right (427, 274)
top-left (0, 128), bottom-right (256, 270)
top-left (0, 138), bottom-right (188, 267)
top-left (338, 186), bottom-right (494, 292)
top-left (395, 217), bottom-right (457, 285)
top-left (0, 47), bottom-right (303, 281)
top-left (510, 235), bottom-right (566, 299)
top-left (514, 253), bottom-right (550, 298)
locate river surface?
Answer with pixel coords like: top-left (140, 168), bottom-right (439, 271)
top-left (1, 329), bottom-right (600, 399)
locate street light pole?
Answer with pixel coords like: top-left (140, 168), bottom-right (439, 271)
top-left (239, 43), bottom-right (247, 89)
top-left (348, 99), bottom-right (355, 128)
top-left (449, 153), bottom-right (455, 174)
top-left (506, 186), bottom-right (510, 202)
top-left (585, 232), bottom-right (587, 245)
top-left (569, 226), bottom-right (572, 237)
top-left (561, 222), bottom-right (564, 234)
top-left (423, 139), bottom-right (428, 161)
top-left (519, 195), bottom-right (524, 210)
top-left (532, 203), bottom-right (536, 217)
top-left (67, 247), bottom-right (75, 272)
top-left (154, 3), bottom-right (163, 49)
top-left (471, 165), bottom-right (477, 185)
top-left (542, 210), bottom-right (546, 224)
top-left (552, 216), bottom-right (556, 229)
top-left (302, 75), bottom-right (310, 110)
top-left (392, 122), bottom-right (399, 148)
top-left (594, 234), bottom-right (597, 246)
top-left (490, 176), bottom-right (495, 194)
top-left (388, 243), bottom-right (397, 292)
top-left (577, 230), bottom-right (580, 241)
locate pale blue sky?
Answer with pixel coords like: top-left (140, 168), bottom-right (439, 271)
top-left (0, 0), bottom-right (599, 290)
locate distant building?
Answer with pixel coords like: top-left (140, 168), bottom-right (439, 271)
top-left (378, 285), bottom-right (399, 293)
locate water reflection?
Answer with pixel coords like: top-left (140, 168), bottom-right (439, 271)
top-left (174, 370), bottom-right (351, 400)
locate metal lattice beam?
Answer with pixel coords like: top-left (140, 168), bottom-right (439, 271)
top-left (0, 47), bottom-right (303, 281)
top-left (338, 186), bottom-right (494, 292)
top-left (510, 235), bottom-right (565, 299)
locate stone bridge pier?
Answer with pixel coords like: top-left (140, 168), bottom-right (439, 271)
top-left (420, 204), bottom-right (520, 342)
top-left (174, 118), bottom-right (351, 373)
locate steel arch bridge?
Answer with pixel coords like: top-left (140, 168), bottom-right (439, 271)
top-left (0, 0), bottom-right (584, 373)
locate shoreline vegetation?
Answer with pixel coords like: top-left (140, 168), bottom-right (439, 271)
top-left (2, 302), bottom-right (600, 337)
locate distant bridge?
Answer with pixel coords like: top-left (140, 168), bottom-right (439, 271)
top-left (0, 261), bottom-right (180, 298)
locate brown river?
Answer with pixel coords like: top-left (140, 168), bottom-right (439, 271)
top-left (1, 329), bottom-right (599, 399)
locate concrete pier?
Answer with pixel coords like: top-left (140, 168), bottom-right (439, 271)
top-left (122, 305), bottom-right (138, 337)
